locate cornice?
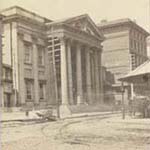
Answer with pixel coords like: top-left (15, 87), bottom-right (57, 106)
top-left (3, 14), bottom-right (46, 28)
top-left (98, 21), bottom-right (150, 37)
top-left (47, 29), bottom-right (102, 49)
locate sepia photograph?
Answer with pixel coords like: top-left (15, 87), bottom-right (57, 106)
top-left (0, 0), bottom-right (150, 149)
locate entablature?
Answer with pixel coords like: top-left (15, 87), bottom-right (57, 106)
top-left (47, 23), bottom-right (103, 49)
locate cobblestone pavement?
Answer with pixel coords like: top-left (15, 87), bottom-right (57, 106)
top-left (2, 114), bottom-right (150, 150)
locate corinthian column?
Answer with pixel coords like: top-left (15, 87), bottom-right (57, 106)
top-left (95, 49), bottom-right (100, 103)
top-left (86, 47), bottom-right (92, 104)
top-left (76, 43), bottom-right (84, 104)
top-left (59, 37), bottom-right (71, 118)
top-left (98, 49), bottom-right (104, 103)
top-left (60, 38), bottom-right (69, 105)
top-left (33, 43), bottom-right (39, 105)
top-left (67, 40), bottom-right (73, 104)
top-left (18, 34), bottom-right (25, 105)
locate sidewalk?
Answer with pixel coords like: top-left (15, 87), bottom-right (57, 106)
top-left (0, 110), bottom-right (118, 122)
top-left (1, 111), bottom-right (41, 122)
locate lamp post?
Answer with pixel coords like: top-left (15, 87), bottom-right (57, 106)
top-left (121, 82), bottom-right (125, 120)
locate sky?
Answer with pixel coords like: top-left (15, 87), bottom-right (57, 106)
top-left (0, 0), bottom-right (150, 32)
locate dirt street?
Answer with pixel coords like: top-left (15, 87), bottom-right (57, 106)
top-left (2, 115), bottom-right (150, 150)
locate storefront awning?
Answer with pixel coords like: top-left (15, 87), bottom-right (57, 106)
top-left (119, 59), bottom-right (150, 83)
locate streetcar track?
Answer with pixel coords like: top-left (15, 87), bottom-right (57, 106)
top-left (56, 113), bottom-right (120, 148)
top-left (39, 113), bottom-right (120, 149)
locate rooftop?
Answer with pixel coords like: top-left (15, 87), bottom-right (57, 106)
top-left (98, 18), bottom-right (150, 36)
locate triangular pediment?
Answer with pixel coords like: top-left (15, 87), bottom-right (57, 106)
top-left (62, 14), bottom-right (104, 40)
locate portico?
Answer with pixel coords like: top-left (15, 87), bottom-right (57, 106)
top-left (46, 14), bottom-right (104, 117)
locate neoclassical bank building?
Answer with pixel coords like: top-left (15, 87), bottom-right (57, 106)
top-left (1, 6), bottom-right (104, 116)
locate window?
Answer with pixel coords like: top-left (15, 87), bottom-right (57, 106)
top-left (39, 82), bottom-right (45, 100)
top-left (133, 40), bottom-right (136, 49)
top-left (25, 80), bottom-right (33, 100)
top-left (135, 41), bottom-right (138, 50)
top-left (130, 39), bottom-right (134, 49)
top-left (5, 69), bottom-right (11, 80)
top-left (131, 54), bottom-right (136, 70)
top-left (24, 43), bottom-right (32, 63)
top-left (38, 46), bottom-right (45, 65)
top-left (137, 42), bottom-right (140, 52)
